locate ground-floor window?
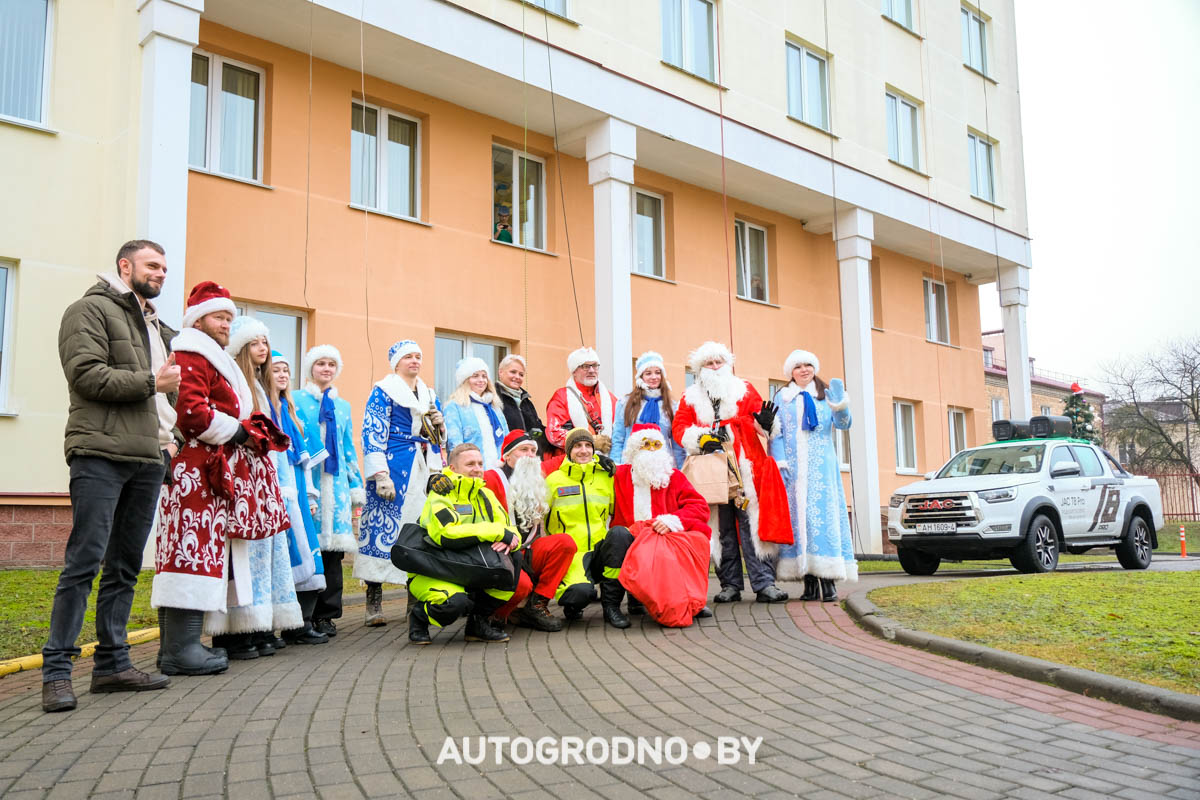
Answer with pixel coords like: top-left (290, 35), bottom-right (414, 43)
top-left (235, 302), bottom-right (307, 388)
top-left (434, 333), bottom-right (509, 400)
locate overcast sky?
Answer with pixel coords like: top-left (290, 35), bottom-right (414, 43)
top-left (978, 0), bottom-right (1200, 388)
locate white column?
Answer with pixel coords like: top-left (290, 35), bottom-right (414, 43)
top-left (585, 117), bottom-right (637, 396)
top-left (834, 207), bottom-right (882, 554)
top-left (136, 0), bottom-right (203, 329)
top-left (998, 263), bottom-right (1032, 419)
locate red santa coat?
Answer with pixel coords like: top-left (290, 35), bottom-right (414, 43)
top-left (151, 327), bottom-right (289, 613)
top-left (611, 465), bottom-right (711, 536)
top-left (482, 468), bottom-right (511, 516)
top-left (544, 379), bottom-right (618, 450)
top-left (672, 376), bottom-right (793, 561)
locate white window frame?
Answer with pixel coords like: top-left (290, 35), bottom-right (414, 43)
top-left (189, 50), bottom-right (266, 183)
top-left (632, 188), bottom-right (667, 279)
top-left (882, 0), bottom-right (914, 31)
top-left (1040, 405), bottom-right (1052, 417)
top-left (734, 219), bottom-right (770, 303)
top-left (492, 143), bottom-right (547, 250)
top-left (948, 407), bottom-right (968, 455)
top-left (886, 91), bottom-right (921, 170)
top-left (961, 5), bottom-right (988, 75)
top-left (349, 100), bottom-right (422, 221)
top-left (785, 41), bottom-right (829, 132)
top-left (834, 426), bottom-right (851, 471)
top-left (968, 131), bottom-right (996, 203)
top-left (0, 261), bottom-right (16, 412)
top-left (894, 400), bottom-right (917, 473)
top-left (983, 349), bottom-right (993, 368)
top-left (234, 302), bottom-right (308, 389)
top-left (0, 0), bottom-right (54, 127)
top-left (662, 0), bottom-right (715, 82)
top-left (433, 332), bottom-right (509, 400)
top-left (527, 0), bottom-right (568, 17)
top-left (923, 277), bottom-right (950, 344)
top-left (990, 396), bottom-right (1003, 423)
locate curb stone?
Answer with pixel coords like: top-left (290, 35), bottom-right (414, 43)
top-left (843, 593), bottom-right (1200, 722)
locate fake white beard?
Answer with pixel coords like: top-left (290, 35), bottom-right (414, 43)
top-left (577, 376), bottom-right (599, 388)
top-left (697, 363), bottom-right (735, 396)
top-left (510, 455), bottom-right (550, 530)
top-left (631, 447), bottom-right (674, 489)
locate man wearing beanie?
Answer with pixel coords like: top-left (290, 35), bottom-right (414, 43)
top-left (545, 346), bottom-right (618, 458)
top-left (483, 430), bottom-right (577, 631)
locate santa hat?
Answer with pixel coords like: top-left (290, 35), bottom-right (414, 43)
top-left (623, 422), bottom-right (666, 461)
top-left (687, 341), bottom-right (734, 375)
top-left (501, 429), bottom-right (534, 458)
top-left (783, 349), bottom-right (820, 378)
top-left (271, 349), bottom-right (291, 369)
top-left (567, 346), bottom-right (600, 373)
top-left (635, 351), bottom-right (665, 378)
top-left (388, 340), bottom-right (422, 370)
top-left (303, 344), bottom-right (343, 382)
top-left (181, 281), bottom-right (236, 329)
top-left (226, 315), bottom-right (270, 356)
top-left (1070, 382), bottom-right (1083, 395)
top-left (455, 356), bottom-right (490, 388)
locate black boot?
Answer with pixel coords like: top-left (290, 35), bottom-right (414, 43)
top-left (214, 633), bottom-right (259, 660)
top-left (820, 578), bottom-right (838, 603)
top-left (365, 582), bottom-right (386, 626)
top-left (626, 595), bottom-right (646, 616)
top-left (464, 615), bottom-right (510, 643)
top-left (600, 580), bottom-right (630, 629)
top-left (408, 605), bottom-right (432, 645)
top-left (156, 607), bottom-right (166, 670)
top-left (562, 604), bottom-right (583, 622)
top-left (713, 586), bottom-right (741, 603)
top-left (281, 623), bottom-right (328, 645)
top-left (799, 574), bottom-right (820, 602)
top-left (254, 631), bottom-right (276, 656)
top-left (515, 593), bottom-right (564, 632)
top-left (159, 609), bottom-right (229, 676)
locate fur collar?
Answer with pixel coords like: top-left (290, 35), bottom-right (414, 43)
top-left (682, 374), bottom-right (747, 421)
top-left (375, 373), bottom-right (434, 413)
top-left (171, 327), bottom-right (254, 419)
top-left (302, 382), bottom-right (338, 400)
top-left (775, 381), bottom-right (816, 405)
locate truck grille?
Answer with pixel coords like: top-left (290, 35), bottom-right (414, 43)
top-left (901, 494), bottom-right (978, 527)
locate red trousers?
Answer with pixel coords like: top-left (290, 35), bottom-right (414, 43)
top-left (496, 533), bottom-right (577, 619)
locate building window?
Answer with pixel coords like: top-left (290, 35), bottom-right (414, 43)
top-left (894, 401), bottom-right (917, 472)
top-left (834, 427), bottom-right (851, 471)
top-left (350, 102), bottom-right (420, 219)
top-left (786, 42), bottom-right (828, 131)
top-left (235, 303), bottom-right (307, 388)
top-left (983, 349), bottom-right (993, 368)
top-left (923, 277), bottom-right (950, 344)
top-left (886, 92), bottom-right (921, 170)
top-left (189, 51), bottom-right (265, 182)
top-left (990, 396), bottom-right (1003, 423)
top-left (633, 190), bottom-right (665, 278)
top-left (1118, 441), bottom-right (1135, 466)
top-left (734, 220), bottom-right (769, 303)
top-left (434, 333), bottom-right (509, 400)
top-left (1040, 404), bottom-right (1052, 416)
top-left (882, 0), bottom-right (913, 30)
top-left (968, 132), bottom-right (996, 202)
top-left (0, 0), bottom-right (51, 124)
top-left (948, 408), bottom-right (968, 455)
top-left (529, 0), bottom-right (567, 15)
top-left (0, 261), bottom-right (13, 408)
top-left (661, 0), bottom-right (715, 82)
top-left (961, 6), bottom-right (988, 74)
top-left (492, 144), bottom-right (545, 250)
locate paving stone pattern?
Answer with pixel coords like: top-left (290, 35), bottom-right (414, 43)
top-left (0, 579), bottom-right (1196, 800)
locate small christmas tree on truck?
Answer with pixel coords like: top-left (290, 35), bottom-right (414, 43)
top-left (1064, 383), bottom-right (1099, 444)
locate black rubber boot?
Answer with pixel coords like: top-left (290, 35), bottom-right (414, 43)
top-left (254, 631), bottom-right (276, 656)
top-left (408, 605), bottom-right (432, 645)
top-left (626, 595), bottom-right (646, 616)
top-left (464, 615), bottom-right (510, 643)
top-left (159, 609), bottom-right (229, 676)
top-left (820, 578), bottom-right (838, 603)
top-left (562, 604), bottom-right (583, 622)
top-left (600, 579), bottom-right (630, 629)
top-left (156, 607), bottom-right (166, 670)
top-left (799, 574), bottom-right (820, 602)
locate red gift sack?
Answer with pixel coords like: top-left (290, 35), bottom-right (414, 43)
top-left (620, 521), bottom-right (710, 628)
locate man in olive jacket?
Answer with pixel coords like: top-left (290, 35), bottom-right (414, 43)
top-left (42, 240), bottom-right (182, 713)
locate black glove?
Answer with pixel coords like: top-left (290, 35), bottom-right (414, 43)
top-left (713, 425), bottom-right (729, 442)
top-left (230, 425), bottom-right (250, 446)
top-left (596, 453), bottom-right (615, 476)
top-left (755, 403), bottom-right (777, 431)
top-left (426, 472), bottom-right (453, 496)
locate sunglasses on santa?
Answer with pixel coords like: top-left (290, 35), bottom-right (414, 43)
top-left (639, 439), bottom-right (664, 451)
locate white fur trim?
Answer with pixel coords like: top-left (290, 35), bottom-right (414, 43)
top-left (349, 487), bottom-right (367, 507)
top-left (182, 296), bottom-right (236, 329)
top-left (303, 344), bottom-right (343, 384)
top-left (388, 340), bottom-right (422, 370)
top-left (740, 454), bottom-right (779, 562)
top-left (827, 392), bottom-right (850, 413)
top-left (783, 349), bottom-right (820, 378)
top-left (687, 341), bottom-right (734, 375)
top-left (789, 397), bottom-right (810, 575)
top-left (564, 379), bottom-right (616, 436)
top-left (280, 485), bottom-right (298, 502)
top-left (680, 425), bottom-right (707, 456)
top-left (225, 316), bottom-right (271, 358)
top-left (150, 571), bottom-right (226, 612)
top-left (656, 514), bottom-right (683, 533)
top-left (567, 346), bottom-right (599, 373)
top-left (375, 374), bottom-right (435, 414)
top-left (198, 410), bottom-right (242, 445)
top-left (635, 350), bottom-right (665, 378)
top-left (363, 452), bottom-right (389, 479)
top-left (805, 553), bottom-right (858, 582)
top-left (455, 356), bottom-right (490, 388)
top-left (682, 378), bottom-right (747, 426)
top-left (633, 481), bottom-right (652, 522)
top-left (352, 552), bottom-right (407, 585)
top-left (171, 327), bottom-right (253, 420)
top-left (776, 557), bottom-right (802, 582)
top-left (708, 506), bottom-right (722, 566)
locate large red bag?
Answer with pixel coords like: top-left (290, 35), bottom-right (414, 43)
top-left (619, 521), bottom-right (710, 628)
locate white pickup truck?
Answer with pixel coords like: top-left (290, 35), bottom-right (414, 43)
top-left (886, 418), bottom-right (1164, 575)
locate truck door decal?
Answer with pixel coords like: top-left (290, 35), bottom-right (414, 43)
top-left (1087, 485), bottom-right (1122, 532)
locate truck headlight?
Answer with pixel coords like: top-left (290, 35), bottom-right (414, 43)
top-left (889, 494), bottom-right (904, 508)
top-left (979, 488), bottom-right (1016, 503)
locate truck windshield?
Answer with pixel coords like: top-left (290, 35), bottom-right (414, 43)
top-left (938, 444), bottom-right (1045, 478)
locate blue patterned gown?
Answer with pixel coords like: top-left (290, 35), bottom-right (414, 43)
top-left (768, 382), bottom-right (857, 582)
top-left (355, 375), bottom-right (443, 584)
top-left (295, 385), bottom-right (365, 554)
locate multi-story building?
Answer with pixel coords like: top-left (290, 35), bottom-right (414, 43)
top-left (982, 331), bottom-right (1105, 437)
top-left (0, 0), bottom-right (1034, 564)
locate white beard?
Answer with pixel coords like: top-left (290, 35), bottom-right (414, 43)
top-left (697, 364), bottom-right (735, 398)
top-left (631, 447), bottom-right (674, 490)
top-left (578, 376), bottom-right (598, 388)
top-left (510, 455), bottom-right (549, 532)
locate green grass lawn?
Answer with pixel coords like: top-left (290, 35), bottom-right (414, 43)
top-left (868, 571), bottom-right (1200, 695)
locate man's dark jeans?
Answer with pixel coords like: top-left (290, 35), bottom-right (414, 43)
top-left (42, 456), bottom-right (165, 682)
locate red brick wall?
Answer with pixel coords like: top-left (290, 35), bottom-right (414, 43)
top-left (0, 505), bottom-right (72, 567)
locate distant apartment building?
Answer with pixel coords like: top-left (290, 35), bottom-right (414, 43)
top-left (982, 331), bottom-right (1105, 438)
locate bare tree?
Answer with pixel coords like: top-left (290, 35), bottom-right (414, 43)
top-left (1102, 338), bottom-right (1200, 488)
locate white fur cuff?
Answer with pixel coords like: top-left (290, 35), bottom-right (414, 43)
top-left (680, 425), bottom-right (706, 455)
top-left (656, 514), bottom-right (684, 533)
top-left (198, 411), bottom-right (241, 445)
top-left (827, 394), bottom-right (850, 412)
top-left (350, 487), bottom-right (367, 507)
top-left (363, 452), bottom-right (388, 478)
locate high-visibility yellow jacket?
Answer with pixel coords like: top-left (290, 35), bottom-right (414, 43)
top-left (544, 458), bottom-right (615, 596)
top-left (419, 468), bottom-right (521, 551)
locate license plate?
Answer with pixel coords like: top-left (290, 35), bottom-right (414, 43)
top-left (916, 523), bottom-right (956, 533)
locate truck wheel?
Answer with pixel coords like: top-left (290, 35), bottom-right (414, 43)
top-left (1115, 515), bottom-right (1152, 570)
top-left (897, 547), bottom-right (941, 576)
top-left (1010, 513), bottom-right (1059, 574)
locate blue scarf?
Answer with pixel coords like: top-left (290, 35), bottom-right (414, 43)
top-left (801, 391), bottom-right (819, 432)
top-left (638, 395), bottom-right (662, 427)
top-left (319, 388), bottom-right (340, 476)
top-left (273, 396), bottom-right (306, 467)
top-left (471, 395), bottom-right (505, 447)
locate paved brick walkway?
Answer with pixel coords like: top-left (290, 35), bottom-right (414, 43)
top-left (0, 579), bottom-right (1197, 799)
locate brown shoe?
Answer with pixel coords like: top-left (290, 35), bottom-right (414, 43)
top-left (42, 679), bottom-right (77, 713)
top-left (90, 667), bottom-right (171, 694)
